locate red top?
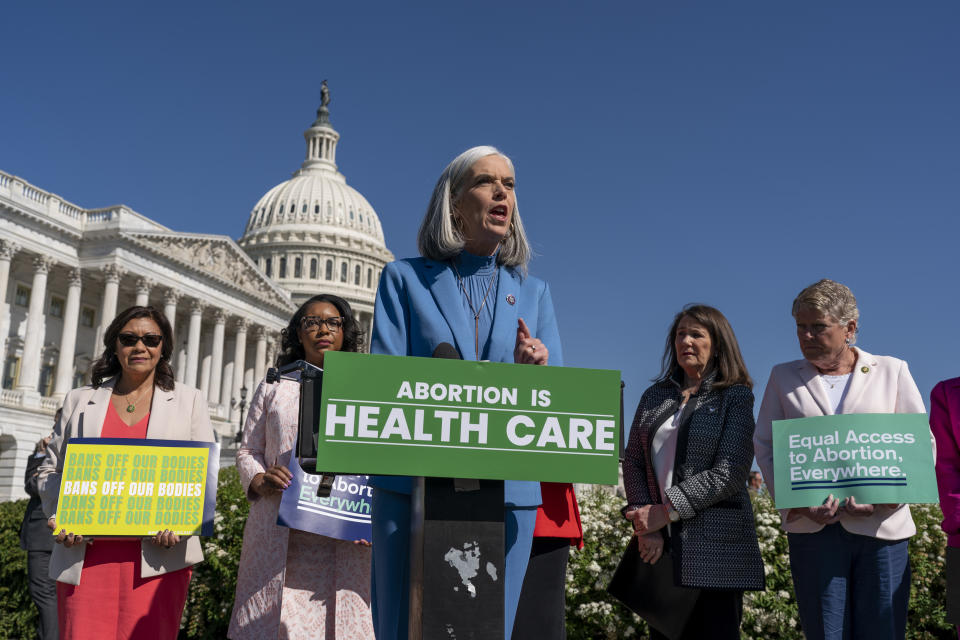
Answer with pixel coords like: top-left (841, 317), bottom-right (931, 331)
top-left (533, 482), bottom-right (584, 549)
top-left (101, 402), bottom-right (150, 439)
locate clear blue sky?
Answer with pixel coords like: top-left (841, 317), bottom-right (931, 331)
top-left (2, 1), bottom-right (958, 424)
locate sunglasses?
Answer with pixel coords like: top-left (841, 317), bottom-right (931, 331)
top-left (117, 333), bottom-right (163, 348)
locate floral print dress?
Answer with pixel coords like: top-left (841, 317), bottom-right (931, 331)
top-left (228, 378), bottom-right (374, 640)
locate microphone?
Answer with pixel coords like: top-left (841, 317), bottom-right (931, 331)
top-left (432, 342), bottom-right (460, 360)
top-left (430, 343), bottom-right (478, 491)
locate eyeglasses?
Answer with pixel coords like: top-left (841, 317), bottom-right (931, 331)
top-left (117, 333), bottom-right (163, 348)
top-left (300, 316), bottom-right (343, 333)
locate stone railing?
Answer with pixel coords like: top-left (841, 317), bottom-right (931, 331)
top-left (0, 170), bottom-right (159, 232)
top-left (86, 207), bottom-right (118, 223)
top-left (0, 389), bottom-right (21, 406)
top-left (58, 200), bottom-right (84, 221)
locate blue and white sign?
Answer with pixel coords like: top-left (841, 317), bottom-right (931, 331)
top-left (276, 442), bottom-right (372, 542)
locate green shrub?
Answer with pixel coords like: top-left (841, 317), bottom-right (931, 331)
top-left (2, 471), bottom-right (954, 639)
top-left (0, 499), bottom-right (33, 640)
top-left (907, 502), bottom-right (952, 639)
top-left (181, 465), bottom-right (249, 638)
top-left (566, 488), bottom-right (954, 639)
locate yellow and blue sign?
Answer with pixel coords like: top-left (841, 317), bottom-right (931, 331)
top-left (54, 438), bottom-right (219, 536)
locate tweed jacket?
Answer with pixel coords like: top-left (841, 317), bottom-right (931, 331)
top-left (622, 372), bottom-right (765, 590)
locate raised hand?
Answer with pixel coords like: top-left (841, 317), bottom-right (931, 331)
top-left (514, 318), bottom-right (548, 365)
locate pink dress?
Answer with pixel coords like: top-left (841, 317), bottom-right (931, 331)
top-left (57, 403), bottom-right (192, 640)
top-left (228, 378), bottom-right (374, 640)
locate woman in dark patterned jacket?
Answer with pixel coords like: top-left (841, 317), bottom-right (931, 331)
top-left (623, 304), bottom-right (764, 640)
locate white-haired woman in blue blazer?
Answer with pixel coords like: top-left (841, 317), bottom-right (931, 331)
top-left (370, 146), bottom-right (562, 639)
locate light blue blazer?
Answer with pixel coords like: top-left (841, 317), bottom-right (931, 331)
top-left (369, 256), bottom-right (564, 506)
top-left (368, 256), bottom-right (564, 639)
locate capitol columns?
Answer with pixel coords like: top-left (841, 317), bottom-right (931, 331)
top-left (184, 299), bottom-right (205, 388)
top-left (253, 325), bottom-right (268, 386)
top-left (95, 264), bottom-right (125, 355)
top-left (17, 255), bottom-right (56, 393)
top-left (52, 268), bottom-right (83, 399)
top-left (0, 240), bottom-right (20, 354)
top-left (134, 278), bottom-right (154, 307)
top-left (162, 288), bottom-right (182, 377)
top-left (231, 318), bottom-right (250, 418)
top-left (207, 310), bottom-right (227, 404)
top-left (162, 288), bottom-right (181, 338)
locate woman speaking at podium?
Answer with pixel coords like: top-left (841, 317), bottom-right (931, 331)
top-left (370, 146), bottom-right (569, 639)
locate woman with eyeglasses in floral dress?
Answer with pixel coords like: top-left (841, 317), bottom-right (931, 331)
top-left (229, 294), bottom-right (374, 640)
top-left (38, 305), bottom-right (215, 639)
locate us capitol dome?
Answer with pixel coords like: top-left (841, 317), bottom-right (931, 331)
top-left (239, 84), bottom-right (393, 338)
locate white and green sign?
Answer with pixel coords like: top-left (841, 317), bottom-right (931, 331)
top-left (772, 413), bottom-right (937, 509)
top-left (315, 352), bottom-right (622, 484)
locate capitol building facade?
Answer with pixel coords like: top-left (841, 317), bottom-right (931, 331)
top-left (0, 99), bottom-right (393, 500)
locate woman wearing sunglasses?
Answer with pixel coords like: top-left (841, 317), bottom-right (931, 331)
top-left (229, 294), bottom-right (374, 640)
top-left (38, 305), bottom-right (215, 639)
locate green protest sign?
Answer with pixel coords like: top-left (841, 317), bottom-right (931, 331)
top-left (314, 352), bottom-right (621, 484)
top-left (772, 413), bottom-right (937, 509)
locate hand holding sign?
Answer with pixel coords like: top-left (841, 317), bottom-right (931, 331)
top-left (55, 528), bottom-right (90, 548)
top-left (151, 529), bottom-right (181, 549)
top-left (840, 496), bottom-right (875, 517)
top-left (787, 494), bottom-right (841, 525)
top-left (252, 464), bottom-right (293, 497)
top-left (514, 318), bottom-right (548, 365)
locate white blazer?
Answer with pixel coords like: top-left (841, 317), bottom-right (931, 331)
top-left (38, 376), bottom-right (215, 585)
top-left (754, 347), bottom-right (927, 540)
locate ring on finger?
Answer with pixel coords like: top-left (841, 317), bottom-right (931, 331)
top-left (529, 345), bottom-right (536, 352)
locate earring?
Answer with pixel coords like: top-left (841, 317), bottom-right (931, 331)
top-left (845, 338), bottom-right (852, 346)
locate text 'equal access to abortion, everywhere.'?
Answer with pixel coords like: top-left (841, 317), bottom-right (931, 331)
top-left (771, 413), bottom-right (937, 509)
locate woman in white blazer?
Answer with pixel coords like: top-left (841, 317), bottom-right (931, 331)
top-left (38, 305), bottom-right (215, 640)
top-left (754, 279), bottom-right (925, 640)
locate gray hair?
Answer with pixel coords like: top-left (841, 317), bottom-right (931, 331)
top-left (792, 278), bottom-right (860, 341)
top-left (417, 146), bottom-right (531, 272)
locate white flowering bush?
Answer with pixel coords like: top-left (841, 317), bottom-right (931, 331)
top-left (906, 502), bottom-right (951, 639)
top-left (566, 486), bottom-right (647, 638)
top-left (568, 487), bottom-right (953, 639)
top-left (741, 490), bottom-right (803, 638)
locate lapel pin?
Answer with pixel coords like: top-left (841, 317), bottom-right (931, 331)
top-left (506, 294), bottom-right (516, 306)
top-left (861, 366), bottom-right (870, 373)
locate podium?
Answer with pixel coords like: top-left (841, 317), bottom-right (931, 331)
top-left (411, 477), bottom-right (505, 639)
top-left (283, 352), bottom-right (622, 640)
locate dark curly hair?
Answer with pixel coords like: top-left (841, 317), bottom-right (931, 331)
top-left (656, 303), bottom-right (752, 390)
top-left (276, 294), bottom-right (364, 367)
top-left (90, 305), bottom-right (175, 391)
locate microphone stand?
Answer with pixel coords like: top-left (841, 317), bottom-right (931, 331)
top-left (264, 360), bottom-right (337, 498)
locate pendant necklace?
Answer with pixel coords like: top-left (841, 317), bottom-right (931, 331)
top-left (122, 385), bottom-right (147, 413)
top-left (451, 260), bottom-right (498, 359)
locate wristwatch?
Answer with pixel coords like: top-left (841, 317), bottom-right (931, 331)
top-left (666, 505), bottom-right (680, 523)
